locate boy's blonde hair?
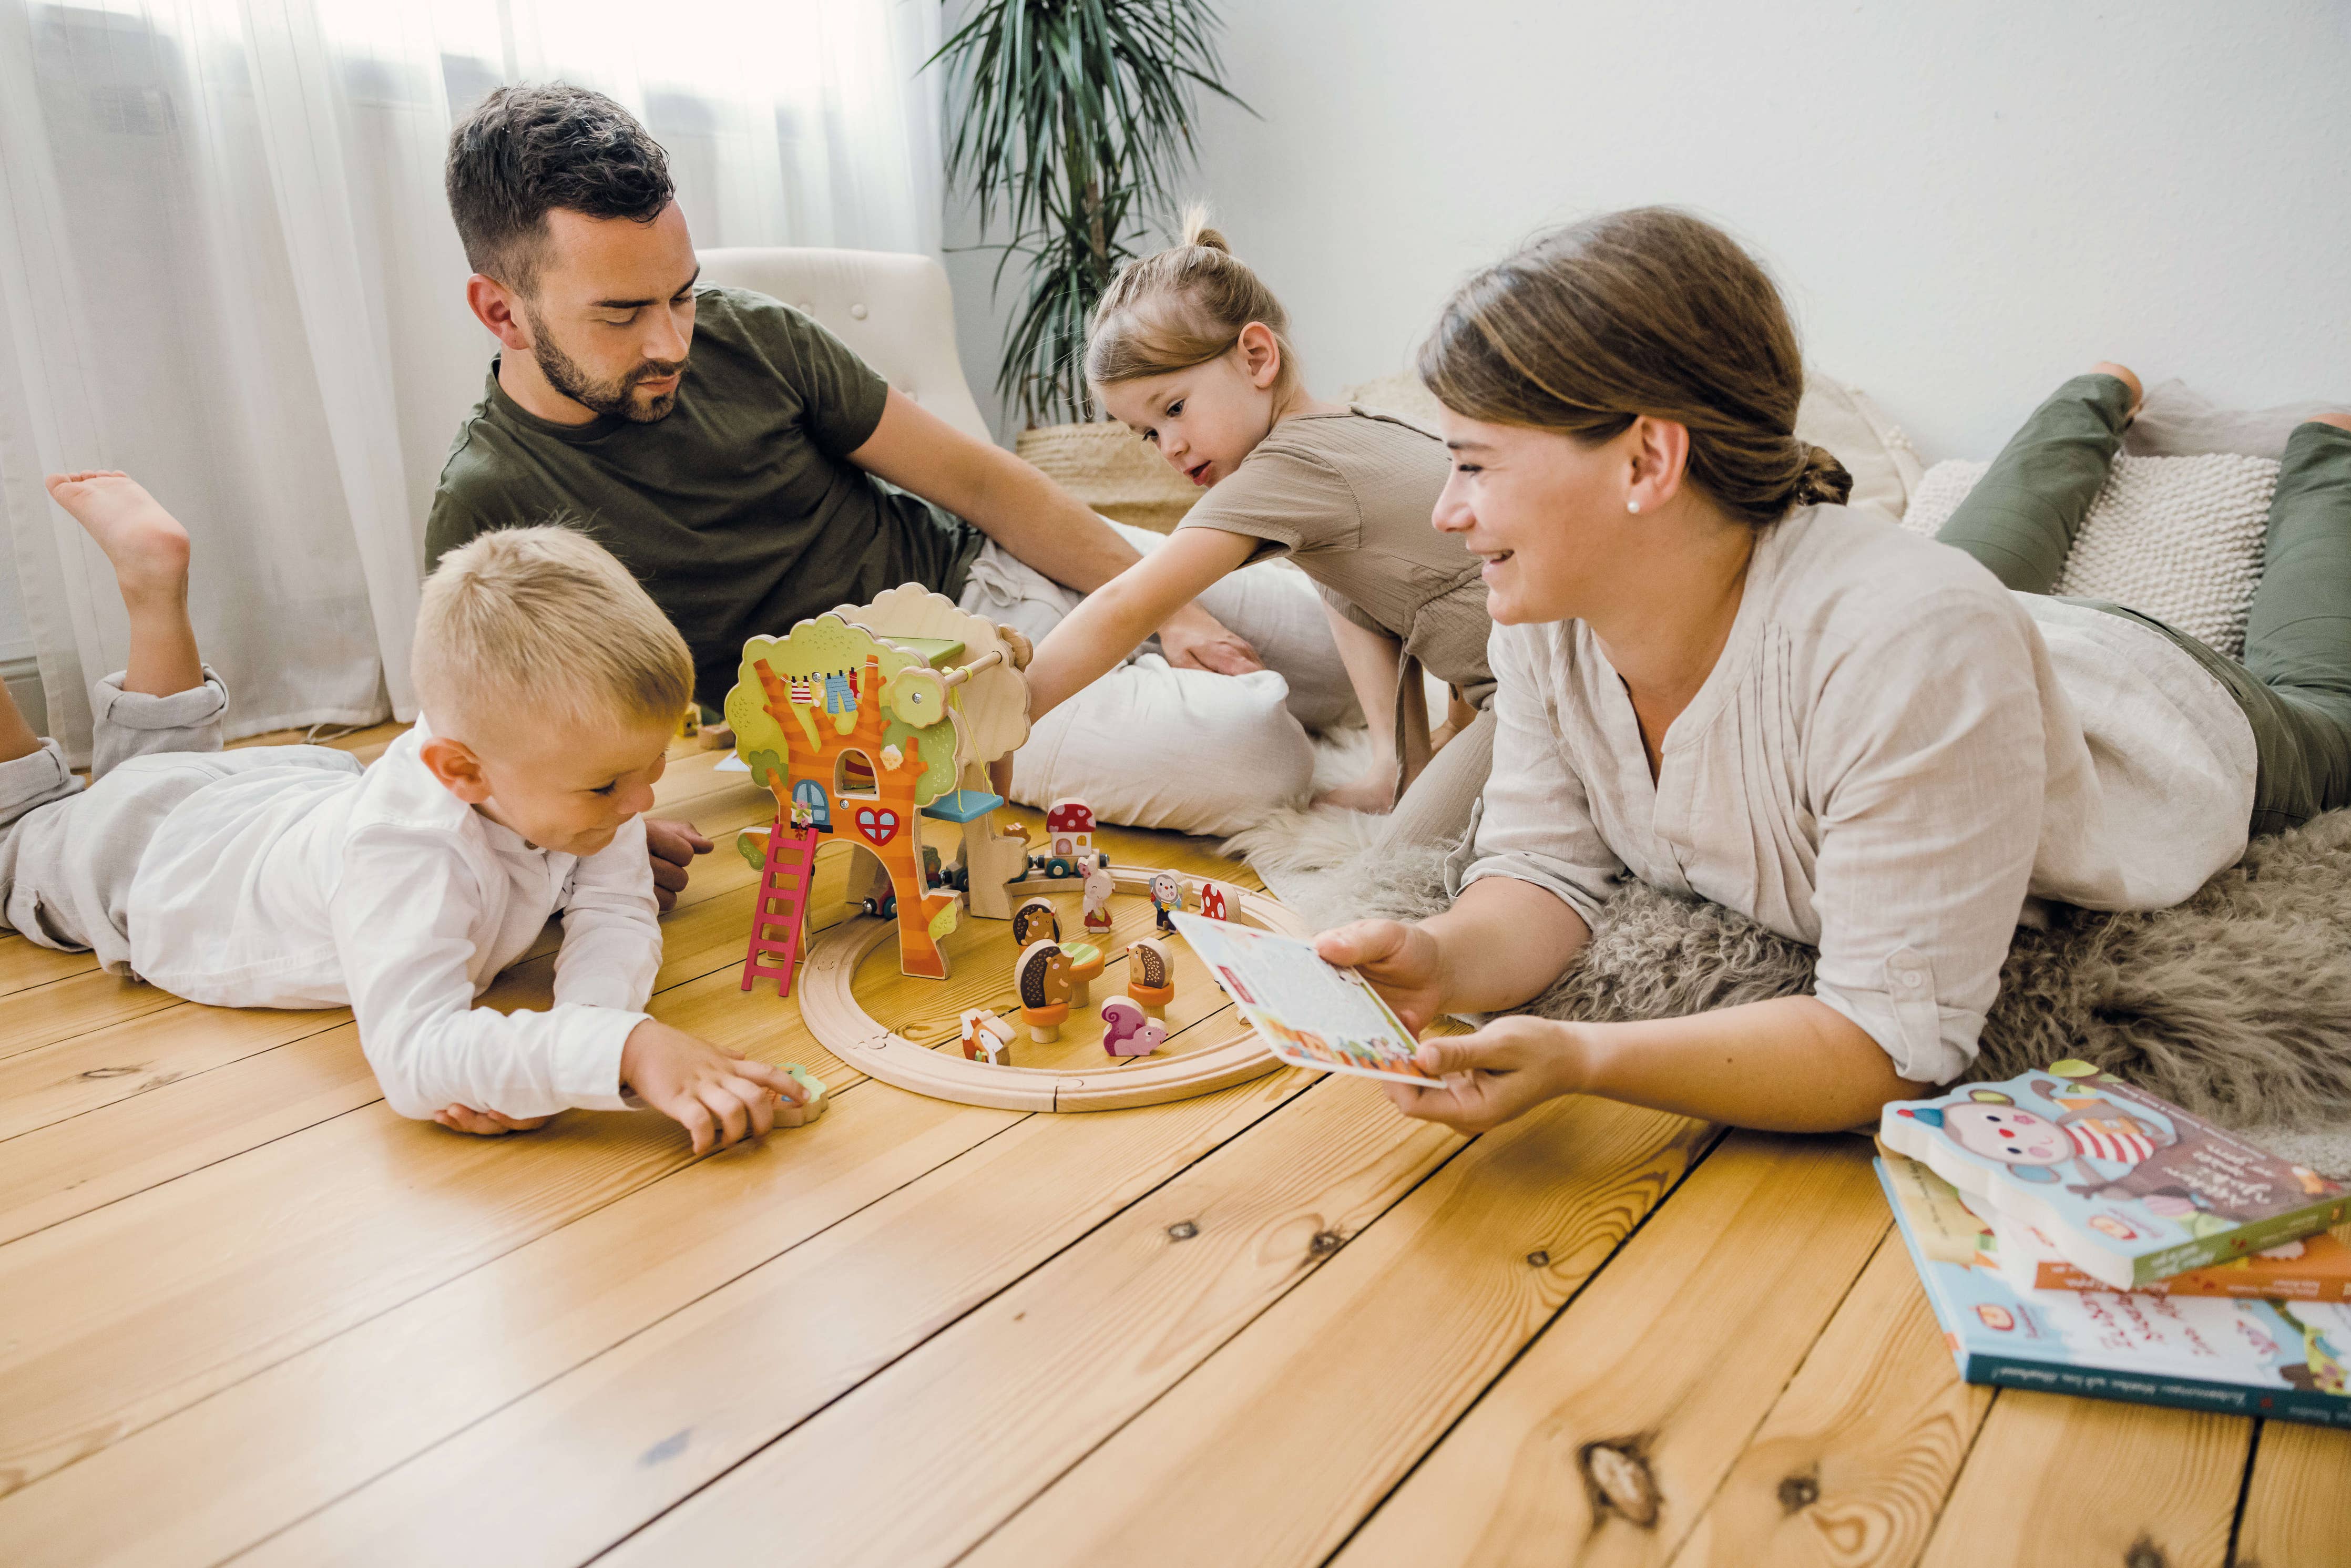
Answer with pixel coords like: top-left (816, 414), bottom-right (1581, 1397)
top-left (413, 525), bottom-right (693, 738)
top-left (1085, 207), bottom-right (1300, 395)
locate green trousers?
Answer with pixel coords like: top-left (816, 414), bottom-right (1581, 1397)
top-left (1937, 373), bottom-right (2351, 836)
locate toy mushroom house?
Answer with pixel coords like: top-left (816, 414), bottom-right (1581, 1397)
top-left (1043, 797), bottom-right (1096, 869)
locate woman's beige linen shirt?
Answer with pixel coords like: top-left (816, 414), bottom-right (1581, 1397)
top-left (1458, 504), bottom-right (2256, 1084)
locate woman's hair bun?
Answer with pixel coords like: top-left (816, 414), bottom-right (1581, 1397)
top-left (1791, 442), bottom-right (1853, 507)
top-left (1180, 203), bottom-right (1230, 254)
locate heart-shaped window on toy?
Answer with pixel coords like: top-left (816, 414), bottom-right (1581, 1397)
top-left (855, 806), bottom-right (899, 846)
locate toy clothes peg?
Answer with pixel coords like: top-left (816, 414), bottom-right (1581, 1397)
top-left (1010, 896), bottom-right (1061, 948)
top-left (1100, 996), bottom-right (1168, 1058)
top-left (1062, 941), bottom-right (1105, 1008)
top-left (1195, 879), bottom-right (1232, 921)
top-left (1126, 937), bottom-right (1175, 1012)
top-left (1149, 872), bottom-right (1183, 935)
top-left (779, 1063), bottom-right (829, 1127)
top-left (1081, 863), bottom-right (1115, 936)
top-left (1015, 940), bottom-right (1075, 1042)
top-left (959, 1008), bottom-right (1016, 1065)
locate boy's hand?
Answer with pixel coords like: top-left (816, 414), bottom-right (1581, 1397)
top-left (620, 1017), bottom-right (805, 1154)
top-left (434, 1105), bottom-right (554, 1136)
top-left (1314, 919), bottom-right (1446, 1035)
top-left (645, 818), bottom-right (711, 912)
top-left (1382, 1016), bottom-right (1582, 1135)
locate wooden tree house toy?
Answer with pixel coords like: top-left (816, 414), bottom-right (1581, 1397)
top-left (727, 587), bottom-right (1032, 993)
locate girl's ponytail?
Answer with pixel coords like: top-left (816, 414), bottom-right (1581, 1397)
top-left (1086, 207), bottom-right (1296, 393)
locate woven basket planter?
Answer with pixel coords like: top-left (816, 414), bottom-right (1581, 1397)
top-left (1015, 421), bottom-right (1199, 532)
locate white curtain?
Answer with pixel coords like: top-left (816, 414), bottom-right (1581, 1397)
top-left (0, 0), bottom-right (943, 762)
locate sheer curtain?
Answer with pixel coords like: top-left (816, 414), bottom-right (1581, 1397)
top-left (0, 0), bottom-right (942, 762)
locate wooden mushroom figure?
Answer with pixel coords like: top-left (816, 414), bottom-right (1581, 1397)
top-left (1062, 941), bottom-right (1106, 1008)
top-left (1015, 940), bottom-right (1074, 1043)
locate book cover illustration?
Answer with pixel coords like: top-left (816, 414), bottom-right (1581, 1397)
top-left (1878, 1153), bottom-right (2351, 1428)
top-left (1995, 1214), bottom-right (2351, 1302)
top-left (1879, 1060), bottom-right (2348, 1289)
top-left (1171, 913), bottom-right (1438, 1087)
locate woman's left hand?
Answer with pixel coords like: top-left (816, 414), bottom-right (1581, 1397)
top-left (1383, 1015), bottom-right (1582, 1135)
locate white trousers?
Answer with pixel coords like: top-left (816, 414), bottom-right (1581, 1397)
top-left (958, 522), bottom-right (1357, 837)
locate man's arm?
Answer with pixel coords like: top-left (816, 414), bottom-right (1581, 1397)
top-left (845, 388), bottom-right (1261, 674)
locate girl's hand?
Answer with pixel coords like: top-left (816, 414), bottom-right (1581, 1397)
top-left (1383, 1016), bottom-right (1583, 1135)
top-left (1158, 604), bottom-right (1264, 675)
top-left (1315, 919), bottom-right (1446, 1034)
top-left (620, 1018), bottom-right (804, 1154)
top-left (433, 1105), bottom-right (554, 1136)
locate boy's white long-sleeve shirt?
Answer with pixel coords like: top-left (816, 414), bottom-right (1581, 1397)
top-left (124, 719), bottom-right (658, 1119)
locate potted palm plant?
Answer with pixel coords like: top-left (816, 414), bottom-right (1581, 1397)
top-left (931, 0), bottom-right (1248, 529)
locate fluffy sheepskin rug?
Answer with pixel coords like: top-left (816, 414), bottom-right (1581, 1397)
top-left (1228, 804), bottom-right (2351, 1173)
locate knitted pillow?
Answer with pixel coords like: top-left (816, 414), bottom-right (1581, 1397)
top-left (1900, 453), bottom-right (2278, 659)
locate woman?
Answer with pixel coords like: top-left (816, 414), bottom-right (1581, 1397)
top-left (1318, 208), bottom-right (2351, 1135)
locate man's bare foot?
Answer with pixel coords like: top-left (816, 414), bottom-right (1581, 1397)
top-left (1313, 764), bottom-right (1398, 815)
top-left (2090, 362), bottom-right (2144, 422)
top-left (45, 470), bottom-right (190, 603)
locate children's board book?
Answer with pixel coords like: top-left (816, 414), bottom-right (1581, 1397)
top-left (1171, 913), bottom-right (1439, 1087)
top-left (1992, 1212), bottom-right (2351, 1302)
top-left (1879, 1152), bottom-right (2351, 1428)
top-left (1878, 1060), bottom-right (2348, 1290)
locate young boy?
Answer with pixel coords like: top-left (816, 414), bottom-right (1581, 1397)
top-left (0, 472), bottom-right (802, 1153)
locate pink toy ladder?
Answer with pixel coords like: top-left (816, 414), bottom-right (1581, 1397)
top-left (740, 818), bottom-right (823, 997)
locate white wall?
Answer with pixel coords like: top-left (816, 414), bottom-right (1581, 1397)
top-left (947, 1), bottom-right (2351, 461)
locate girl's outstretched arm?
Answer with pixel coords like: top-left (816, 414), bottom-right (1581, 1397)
top-left (1022, 527), bottom-right (1261, 721)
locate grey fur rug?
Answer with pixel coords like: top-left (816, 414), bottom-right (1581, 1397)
top-left (1228, 802), bottom-right (2351, 1177)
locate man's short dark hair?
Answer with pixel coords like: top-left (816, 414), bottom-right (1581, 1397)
top-left (445, 84), bottom-right (674, 293)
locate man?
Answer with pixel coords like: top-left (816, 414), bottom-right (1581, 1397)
top-left (428, 85), bottom-right (1352, 907)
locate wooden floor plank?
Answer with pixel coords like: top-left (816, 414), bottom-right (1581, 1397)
top-left (1914, 1392), bottom-right (2247, 1568)
top-left (229, 1072), bottom-right (1321, 1568)
top-left (0, 968), bottom-right (180, 1063)
top-left (0, 936), bottom-right (94, 998)
top-left (1664, 1235), bottom-right (1994, 1568)
top-left (1327, 1133), bottom-right (1891, 1568)
top-left (746, 1094), bottom-right (1708, 1568)
top-left (0, 961), bottom-right (858, 1499)
top-left (0, 1000), bottom-right (346, 1143)
top-left (2235, 1419), bottom-right (2351, 1568)
top-left (0, 1081), bottom-right (1014, 1568)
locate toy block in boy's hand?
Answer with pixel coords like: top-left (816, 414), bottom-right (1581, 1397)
top-left (777, 1063), bottom-right (828, 1128)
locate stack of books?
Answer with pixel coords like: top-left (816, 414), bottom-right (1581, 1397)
top-left (1876, 1060), bottom-right (2351, 1427)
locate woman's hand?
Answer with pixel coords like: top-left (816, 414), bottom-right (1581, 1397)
top-left (1383, 1016), bottom-right (1584, 1135)
top-left (1315, 918), bottom-right (1446, 1034)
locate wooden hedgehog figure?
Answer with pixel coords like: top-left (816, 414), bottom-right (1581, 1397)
top-left (1099, 997), bottom-right (1168, 1058)
top-left (1126, 937), bottom-right (1174, 1012)
top-left (1015, 940), bottom-right (1075, 1043)
top-left (1010, 896), bottom-right (1061, 948)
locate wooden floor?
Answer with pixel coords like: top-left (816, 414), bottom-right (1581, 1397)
top-left (2, 724), bottom-right (2345, 1567)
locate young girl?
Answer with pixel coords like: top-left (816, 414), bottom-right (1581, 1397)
top-left (1019, 214), bottom-right (1494, 837)
top-left (1315, 207), bottom-right (2351, 1137)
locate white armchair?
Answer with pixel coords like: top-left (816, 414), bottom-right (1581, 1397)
top-left (694, 247), bottom-right (992, 445)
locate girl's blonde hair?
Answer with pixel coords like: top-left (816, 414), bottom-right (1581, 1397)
top-left (414, 523), bottom-right (694, 738)
top-left (1418, 207), bottom-right (1851, 527)
top-left (1086, 207), bottom-right (1300, 393)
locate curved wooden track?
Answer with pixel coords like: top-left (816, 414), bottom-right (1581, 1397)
top-left (799, 866), bottom-right (1306, 1111)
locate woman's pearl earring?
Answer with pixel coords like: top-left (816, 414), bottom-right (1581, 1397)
top-left (1627, 499), bottom-right (1641, 515)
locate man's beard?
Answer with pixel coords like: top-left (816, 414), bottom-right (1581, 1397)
top-left (526, 310), bottom-right (685, 423)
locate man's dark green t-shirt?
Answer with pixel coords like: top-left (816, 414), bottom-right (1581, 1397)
top-left (425, 286), bottom-right (985, 703)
